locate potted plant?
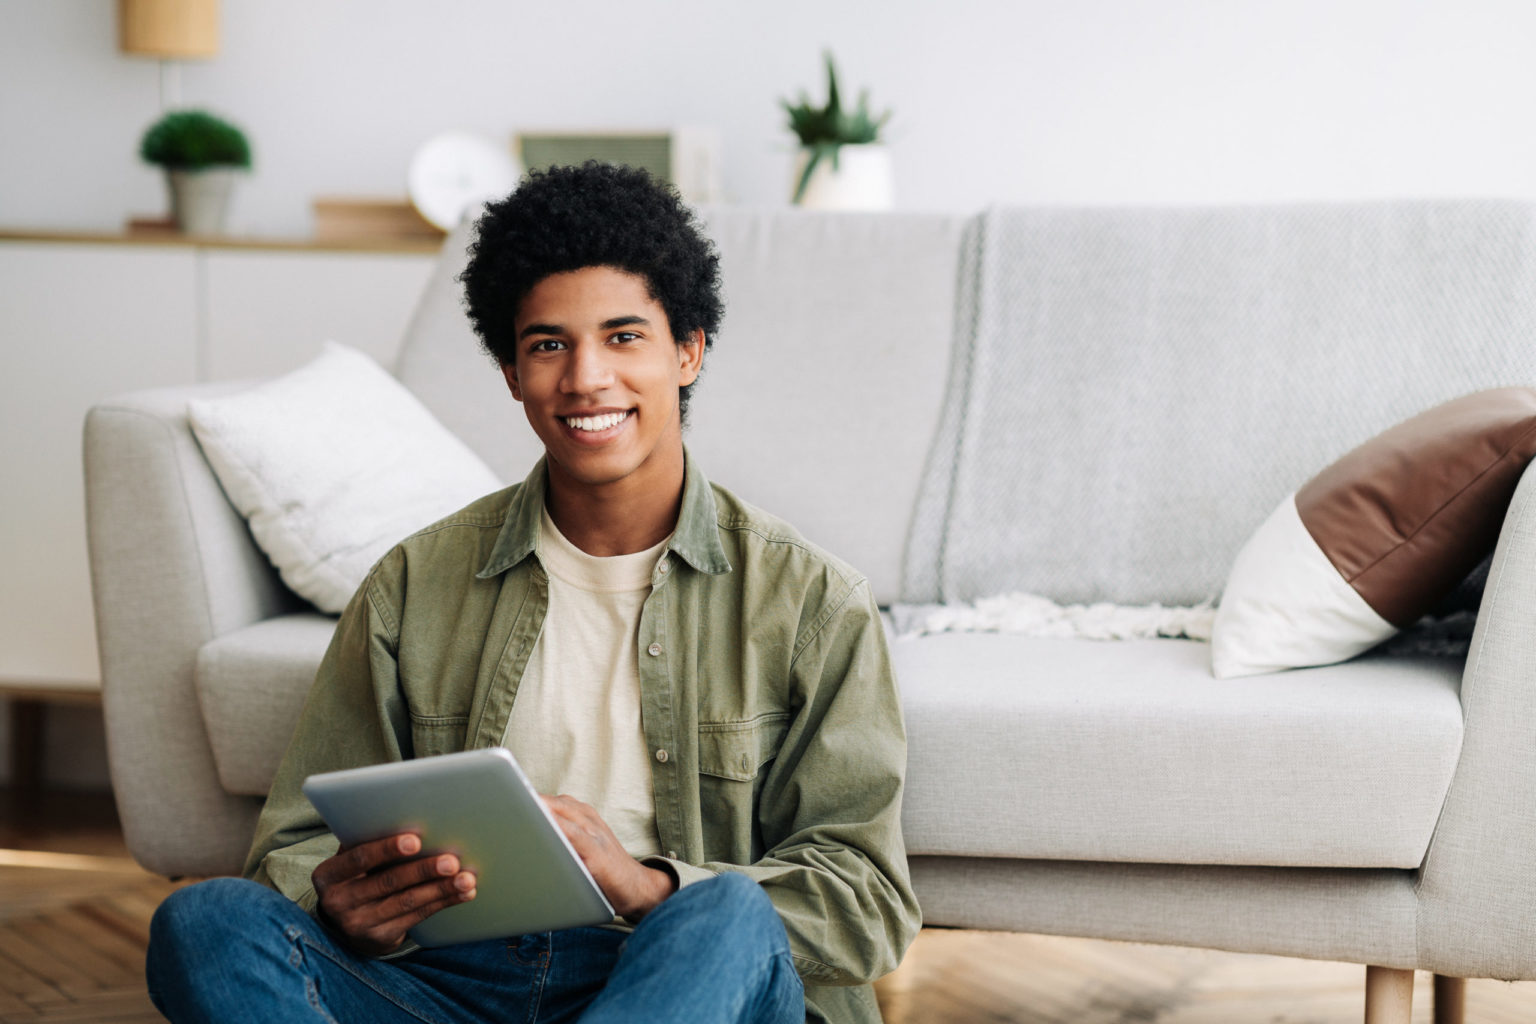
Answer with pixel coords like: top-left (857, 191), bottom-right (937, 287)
top-left (781, 52), bottom-right (893, 210)
top-left (139, 109), bottom-right (252, 235)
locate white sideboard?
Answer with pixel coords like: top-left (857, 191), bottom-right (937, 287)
top-left (0, 232), bottom-right (436, 783)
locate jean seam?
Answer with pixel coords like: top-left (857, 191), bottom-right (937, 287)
top-left (760, 949), bottom-right (803, 1021)
top-left (525, 947), bottom-right (549, 1024)
top-left (305, 975), bottom-right (341, 1024)
top-left (297, 935), bottom-right (457, 1024)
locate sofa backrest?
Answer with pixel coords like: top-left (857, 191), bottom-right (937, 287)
top-left (398, 200), bottom-right (1536, 611)
top-left (396, 208), bottom-right (967, 605)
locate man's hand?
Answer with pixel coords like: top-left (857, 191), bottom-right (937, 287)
top-left (543, 795), bottom-right (677, 921)
top-left (311, 833), bottom-right (477, 956)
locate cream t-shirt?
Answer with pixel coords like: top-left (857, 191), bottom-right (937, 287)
top-left (501, 506), bottom-right (666, 859)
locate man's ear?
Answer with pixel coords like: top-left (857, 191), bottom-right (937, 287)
top-left (500, 361), bottom-right (523, 402)
top-left (678, 329), bottom-right (705, 387)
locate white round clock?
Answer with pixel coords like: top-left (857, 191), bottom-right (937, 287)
top-left (407, 132), bottom-right (521, 230)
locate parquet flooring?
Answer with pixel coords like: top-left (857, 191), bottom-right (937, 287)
top-left (0, 790), bottom-right (186, 1022)
top-left (6, 786), bottom-right (1536, 1022)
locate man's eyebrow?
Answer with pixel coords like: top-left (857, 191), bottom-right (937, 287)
top-left (518, 322), bottom-right (563, 340)
top-left (518, 315), bottom-right (650, 340)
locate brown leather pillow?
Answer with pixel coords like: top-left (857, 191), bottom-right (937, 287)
top-left (1213, 387), bottom-right (1536, 678)
top-left (1297, 387), bottom-right (1536, 628)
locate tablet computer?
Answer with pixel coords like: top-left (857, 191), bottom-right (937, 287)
top-left (301, 747), bottom-right (615, 947)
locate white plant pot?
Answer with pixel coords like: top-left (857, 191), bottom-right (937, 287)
top-left (167, 168), bottom-right (239, 235)
top-left (792, 144), bottom-right (894, 211)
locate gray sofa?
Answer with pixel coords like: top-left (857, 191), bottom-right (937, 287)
top-left (87, 202), bottom-right (1536, 1021)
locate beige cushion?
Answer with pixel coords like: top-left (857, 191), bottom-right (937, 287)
top-left (895, 633), bottom-right (1463, 868)
top-left (195, 613), bottom-right (337, 796)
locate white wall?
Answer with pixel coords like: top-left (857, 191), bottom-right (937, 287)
top-left (6, 0), bottom-right (1536, 238)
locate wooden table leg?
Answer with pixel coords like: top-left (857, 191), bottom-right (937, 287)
top-left (1433, 975), bottom-right (1466, 1024)
top-left (8, 698), bottom-right (45, 793)
top-left (1, 684), bottom-right (100, 796)
top-left (1365, 966), bottom-right (1414, 1024)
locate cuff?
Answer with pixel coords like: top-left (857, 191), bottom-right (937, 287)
top-left (640, 855), bottom-right (717, 891)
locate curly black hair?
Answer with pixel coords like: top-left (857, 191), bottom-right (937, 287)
top-left (459, 162), bottom-right (723, 423)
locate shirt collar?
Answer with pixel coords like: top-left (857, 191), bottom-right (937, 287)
top-left (669, 448), bottom-right (732, 575)
top-left (476, 446), bottom-right (731, 579)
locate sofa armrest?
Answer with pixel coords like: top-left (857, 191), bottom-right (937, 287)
top-left (1417, 459), bottom-right (1536, 978)
top-left (85, 382), bottom-right (304, 878)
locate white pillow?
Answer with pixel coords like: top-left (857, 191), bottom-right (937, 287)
top-left (1210, 494), bottom-right (1394, 679)
top-left (188, 341), bottom-right (504, 613)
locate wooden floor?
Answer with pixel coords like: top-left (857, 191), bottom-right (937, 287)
top-left (4, 788), bottom-right (1536, 1023)
top-left (0, 789), bottom-right (185, 1023)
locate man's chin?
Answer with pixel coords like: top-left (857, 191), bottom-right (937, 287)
top-left (546, 448), bottom-right (640, 488)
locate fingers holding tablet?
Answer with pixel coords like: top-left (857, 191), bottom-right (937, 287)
top-left (312, 832), bottom-right (478, 956)
top-left (541, 795), bottom-right (676, 922)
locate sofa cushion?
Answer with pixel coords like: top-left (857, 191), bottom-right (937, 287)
top-left (684, 210), bottom-right (964, 605)
top-left (895, 633), bottom-right (1463, 868)
top-left (202, 616), bottom-right (1463, 870)
top-left (188, 342), bottom-right (503, 614)
top-left (195, 613), bottom-right (337, 796)
top-left (1214, 388), bottom-right (1536, 678)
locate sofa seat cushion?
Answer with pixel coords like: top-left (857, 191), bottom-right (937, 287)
top-left (195, 613), bottom-right (337, 796)
top-left (894, 633), bottom-right (1463, 869)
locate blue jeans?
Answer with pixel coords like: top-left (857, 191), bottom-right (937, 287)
top-left (147, 872), bottom-right (804, 1023)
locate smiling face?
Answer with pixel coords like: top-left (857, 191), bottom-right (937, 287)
top-left (503, 265), bottom-right (704, 500)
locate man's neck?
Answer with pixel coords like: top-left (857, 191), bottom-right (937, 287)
top-left (543, 448), bottom-right (686, 557)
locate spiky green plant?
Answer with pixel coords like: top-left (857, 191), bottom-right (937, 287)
top-left (781, 52), bottom-right (890, 204)
top-left (139, 110), bottom-right (252, 171)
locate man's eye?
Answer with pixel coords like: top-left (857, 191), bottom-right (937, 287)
top-left (530, 339), bottom-right (564, 353)
top-left (612, 332), bottom-right (640, 343)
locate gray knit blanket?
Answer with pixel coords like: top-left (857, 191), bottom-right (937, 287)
top-left (901, 202), bottom-right (1536, 612)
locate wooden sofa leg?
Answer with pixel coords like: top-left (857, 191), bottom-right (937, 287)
top-left (1433, 975), bottom-right (1466, 1024)
top-left (1365, 966), bottom-right (1414, 1024)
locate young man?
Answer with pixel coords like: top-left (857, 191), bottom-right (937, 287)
top-left (147, 162), bottom-right (919, 1023)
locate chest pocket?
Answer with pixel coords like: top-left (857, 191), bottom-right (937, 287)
top-left (696, 713), bottom-right (790, 862)
top-left (408, 712), bottom-right (469, 759)
top-left (698, 713), bottom-right (790, 779)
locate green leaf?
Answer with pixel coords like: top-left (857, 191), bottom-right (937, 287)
top-left (792, 145), bottom-right (826, 204)
top-left (778, 50), bottom-right (890, 149)
top-left (824, 51), bottom-right (841, 118)
top-left (139, 109), bottom-right (252, 170)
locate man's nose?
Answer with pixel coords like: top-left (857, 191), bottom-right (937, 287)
top-left (563, 341), bottom-right (613, 394)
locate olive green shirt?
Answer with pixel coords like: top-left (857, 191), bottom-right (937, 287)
top-left (243, 451), bottom-right (921, 1024)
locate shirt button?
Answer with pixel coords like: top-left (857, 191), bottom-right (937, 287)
top-left (647, 642), bottom-right (663, 657)
top-left (667, 850), bottom-right (678, 860)
top-left (658, 560), bottom-right (670, 574)
top-left (655, 748), bottom-right (669, 763)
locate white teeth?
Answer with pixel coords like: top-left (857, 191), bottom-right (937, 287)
top-left (565, 411), bottom-right (628, 432)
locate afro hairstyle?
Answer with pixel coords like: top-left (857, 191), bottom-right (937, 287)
top-left (459, 161), bottom-right (723, 424)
